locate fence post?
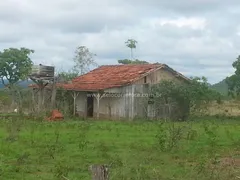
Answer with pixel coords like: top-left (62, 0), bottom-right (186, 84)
top-left (89, 164), bottom-right (109, 180)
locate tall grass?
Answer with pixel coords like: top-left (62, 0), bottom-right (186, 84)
top-left (0, 117), bottom-right (239, 179)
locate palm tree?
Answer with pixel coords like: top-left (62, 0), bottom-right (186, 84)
top-left (125, 39), bottom-right (137, 60)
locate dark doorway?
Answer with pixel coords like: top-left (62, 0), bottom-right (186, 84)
top-left (87, 92), bottom-right (94, 117)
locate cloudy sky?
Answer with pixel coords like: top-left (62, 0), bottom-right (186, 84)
top-left (1, 0), bottom-right (240, 84)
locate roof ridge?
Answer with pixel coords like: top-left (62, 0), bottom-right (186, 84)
top-left (100, 63), bottom-right (162, 66)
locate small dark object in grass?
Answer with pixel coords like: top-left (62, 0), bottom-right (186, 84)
top-left (5, 135), bottom-right (17, 142)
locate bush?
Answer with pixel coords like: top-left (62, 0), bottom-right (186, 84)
top-left (150, 77), bottom-right (222, 120)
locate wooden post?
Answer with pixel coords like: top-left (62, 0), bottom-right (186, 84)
top-left (84, 95), bottom-right (88, 119)
top-left (94, 92), bottom-right (106, 119)
top-left (42, 87), bottom-right (45, 108)
top-left (96, 92), bottom-right (100, 119)
top-left (73, 91), bottom-right (76, 116)
top-left (71, 91), bottom-right (79, 116)
top-left (32, 89), bottom-right (35, 112)
top-left (89, 164), bottom-right (109, 180)
top-left (34, 81), bottom-right (49, 114)
top-left (51, 79), bottom-right (57, 109)
top-left (38, 82), bottom-right (43, 114)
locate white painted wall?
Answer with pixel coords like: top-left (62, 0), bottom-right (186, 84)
top-left (75, 92), bottom-right (87, 116)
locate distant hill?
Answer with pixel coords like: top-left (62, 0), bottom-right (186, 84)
top-left (0, 80), bottom-right (33, 88)
top-left (211, 79), bottom-right (228, 95)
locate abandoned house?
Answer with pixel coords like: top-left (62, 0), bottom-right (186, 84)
top-left (57, 63), bottom-right (190, 120)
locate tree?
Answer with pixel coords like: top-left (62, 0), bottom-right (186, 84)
top-left (226, 55), bottom-right (240, 97)
top-left (118, 59), bottom-right (149, 65)
top-left (0, 47), bottom-right (34, 112)
top-left (125, 39), bottom-right (137, 60)
top-left (150, 76), bottom-right (222, 120)
top-left (57, 71), bottom-right (78, 82)
top-left (73, 46), bottom-right (98, 75)
top-left (0, 48), bottom-right (34, 86)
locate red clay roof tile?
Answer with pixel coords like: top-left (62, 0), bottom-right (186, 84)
top-left (64, 64), bottom-right (163, 91)
top-left (29, 64), bottom-right (189, 91)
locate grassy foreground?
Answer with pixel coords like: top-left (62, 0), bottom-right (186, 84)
top-left (0, 117), bottom-right (239, 180)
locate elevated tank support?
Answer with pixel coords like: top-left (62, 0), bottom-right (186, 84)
top-left (29, 64), bottom-right (55, 115)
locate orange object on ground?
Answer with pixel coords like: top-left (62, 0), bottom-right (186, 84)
top-left (47, 109), bottom-right (64, 121)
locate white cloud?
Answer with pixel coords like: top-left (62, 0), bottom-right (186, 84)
top-left (0, 0), bottom-right (240, 84)
top-left (152, 17), bottom-right (206, 30)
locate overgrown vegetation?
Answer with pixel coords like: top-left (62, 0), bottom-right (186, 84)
top-left (227, 55), bottom-right (240, 97)
top-left (118, 59), bottom-right (149, 65)
top-left (0, 118), bottom-right (239, 179)
top-left (150, 77), bottom-right (222, 120)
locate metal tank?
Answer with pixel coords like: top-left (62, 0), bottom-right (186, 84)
top-left (31, 64), bottom-right (55, 78)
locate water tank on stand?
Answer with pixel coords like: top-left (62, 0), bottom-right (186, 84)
top-left (31, 64), bottom-right (55, 78)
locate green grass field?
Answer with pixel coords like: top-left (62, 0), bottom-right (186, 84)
top-left (0, 117), bottom-right (239, 180)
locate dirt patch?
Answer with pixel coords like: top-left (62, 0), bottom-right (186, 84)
top-left (220, 157), bottom-right (240, 167)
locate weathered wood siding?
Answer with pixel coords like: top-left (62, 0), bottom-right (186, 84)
top-left (75, 68), bottom-right (186, 119)
top-left (134, 68), bottom-right (184, 85)
top-left (92, 85), bottom-right (135, 119)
